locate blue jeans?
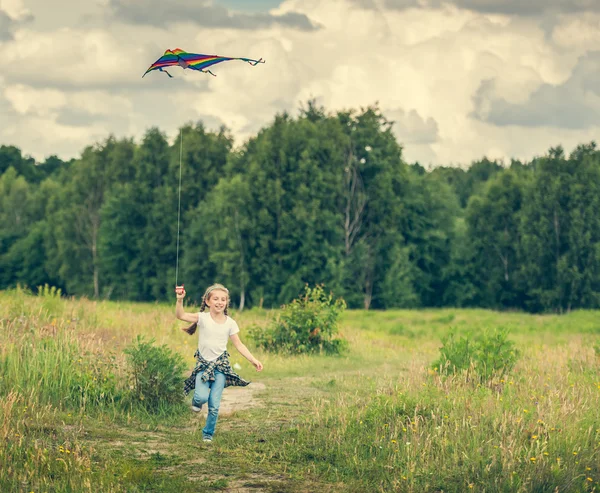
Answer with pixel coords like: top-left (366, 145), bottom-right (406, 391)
top-left (192, 370), bottom-right (226, 438)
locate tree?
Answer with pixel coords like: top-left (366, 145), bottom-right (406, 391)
top-left (465, 170), bottom-right (527, 308)
top-left (185, 175), bottom-right (252, 309)
top-left (519, 144), bottom-right (600, 311)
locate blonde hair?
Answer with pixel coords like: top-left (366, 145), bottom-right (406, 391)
top-left (200, 283), bottom-right (230, 315)
top-left (184, 283), bottom-right (230, 335)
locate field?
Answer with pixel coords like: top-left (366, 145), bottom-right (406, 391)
top-left (1, 287), bottom-right (599, 492)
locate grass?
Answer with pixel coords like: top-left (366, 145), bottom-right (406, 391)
top-left (1, 287), bottom-right (599, 492)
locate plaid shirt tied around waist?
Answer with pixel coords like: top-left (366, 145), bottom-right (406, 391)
top-left (183, 350), bottom-right (250, 395)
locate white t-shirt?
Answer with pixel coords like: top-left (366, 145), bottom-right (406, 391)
top-left (197, 311), bottom-right (240, 361)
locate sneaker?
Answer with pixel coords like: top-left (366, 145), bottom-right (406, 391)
top-left (202, 435), bottom-right (212, 443)
top-left (191, 405), bottom-right (202, 412)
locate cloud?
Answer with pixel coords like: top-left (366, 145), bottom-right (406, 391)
top-left (0, 0), bottom-right (33, 19)
top-left (108, 0), bottom-right (319, 30)
top-left (387, 108), bottom-right (439, 145)
top-left (380, 0), bottom-right (600, 15)
top-left (1, 0), bottom-right (599, 168)
top-left (552, 13), bottom-right (600, 50)
top-left (0, 10), bottom-right (13, 40)
top-left (0, 0), bottom-right (33, 41)
top-left (472, 51), bottom-right (600, 129)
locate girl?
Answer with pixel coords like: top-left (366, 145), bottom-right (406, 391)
top-left (175, 283), bottom-right (263, 442)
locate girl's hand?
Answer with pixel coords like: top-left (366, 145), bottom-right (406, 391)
top-left (252, 359), bottom-right (264, 372)
top-left (175, 285), bottom-right (186, 300)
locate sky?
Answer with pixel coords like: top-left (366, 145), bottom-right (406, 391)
top-left (0, 0), bottom-right (599, 167)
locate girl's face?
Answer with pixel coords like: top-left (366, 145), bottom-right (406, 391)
top-left (205, 289), bottom-right (228, 313)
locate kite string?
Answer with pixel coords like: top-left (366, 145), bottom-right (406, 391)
top-left (175, 128), bottom-right (183, 286)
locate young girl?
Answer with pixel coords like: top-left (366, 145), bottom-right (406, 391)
top-left (175, 283), bottom-right (263, 442)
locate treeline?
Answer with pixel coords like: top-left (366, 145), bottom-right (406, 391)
top-left (1, 103), bottom-right (599, 312)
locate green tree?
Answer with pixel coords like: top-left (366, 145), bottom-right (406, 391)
top-left (184, 175), bottom-right (252, 309)
top-left (45, 137), bottom-right (136, 297)
top-left (520, 144), bottom-right (600, 311)
top-left (465, 169), bottom-right (527, 308)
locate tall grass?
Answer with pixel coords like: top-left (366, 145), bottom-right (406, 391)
top-left (1, 288), bottom-right (599, 492)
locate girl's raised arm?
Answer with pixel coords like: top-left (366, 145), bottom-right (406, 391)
top-left (175, 285), bottom-right (199, 323)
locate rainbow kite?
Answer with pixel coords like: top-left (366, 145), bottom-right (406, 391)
top-left (142, 48), bottom-right (265, 78)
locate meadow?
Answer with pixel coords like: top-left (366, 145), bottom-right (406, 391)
top-left (1, 287), bottom-right (599, 492)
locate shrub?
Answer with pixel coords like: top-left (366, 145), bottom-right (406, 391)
top-left (249, 285), bottom-right (348, 355)
top-left (123, 336), bottom-right (186, 412)
top-left (432, 328), bottom-right (519, 382)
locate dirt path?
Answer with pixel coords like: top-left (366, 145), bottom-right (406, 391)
top-left (194, 381), bottom-right (267, 417)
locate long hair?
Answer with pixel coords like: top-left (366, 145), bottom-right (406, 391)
top-left (183, 283), bottom-right (230, 335)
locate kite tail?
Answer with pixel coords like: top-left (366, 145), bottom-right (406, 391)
top-left (247, 58), bottom-right (264, 66)
top-left (204, 69), bottom-right (217, 77)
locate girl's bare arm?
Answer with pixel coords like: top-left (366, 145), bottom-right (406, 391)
top-left (230, 334), bottom-right (263, 371)
top-left (175, 286), bottom-right (199, 323)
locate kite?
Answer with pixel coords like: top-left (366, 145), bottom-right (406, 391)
top-left (142, 48), bottom-right (265, 78)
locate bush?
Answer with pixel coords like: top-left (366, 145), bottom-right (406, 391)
top-left (249, 285), bottom-right (348, 355)
top-left (432, 328), bottom-right (519, 383)
top-left (124, 336), bottom-right (186, 412)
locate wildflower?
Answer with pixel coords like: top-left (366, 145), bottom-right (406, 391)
top-left (573, 452), bottom-right (578, 456)
top-left (402, 428), bottom-right (407, 432)
top-left (391, 440), bottom-right (397, 444)
top-left (530, 457), bottom-right (536, 463)
top-left (587, 478), bottom-right (593, 482)
top-left (543, 452), bottom-right (549, 456)
top-left (523, 409), bottom-right (529, 413)
top-left (586, 467), bottom-right (591, 471)
top-left (532, 435), bottom-right (538, 439)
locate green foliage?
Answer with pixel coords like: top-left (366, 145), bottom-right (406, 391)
top-left (249, 285), bottom-right (348, 355)
top-left (2, 104), bottom-right (600, 313)
top-left (432, 328), bottom-right (520, 382)
top-left (464, 170), bottom-right (527, 308)
top-left (123, 336), bottom-right (186, 412)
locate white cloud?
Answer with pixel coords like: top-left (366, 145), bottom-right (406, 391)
top-left (4, 84), bottom-right (67, 116)
top-left (107, 0), bottom-right (318, 30)
top-left (552, 13), bottom-right (600, 50)
top-left (0, 0), bottom-right (31, 20)
top-left (0, 0), bottom-right (598, 166)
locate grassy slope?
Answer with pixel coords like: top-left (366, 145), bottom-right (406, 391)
top-left (1, 289), bottom-right (599, 492)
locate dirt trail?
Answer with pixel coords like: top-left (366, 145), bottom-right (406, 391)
top-left (195, 381), bottom-right (267, 417)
